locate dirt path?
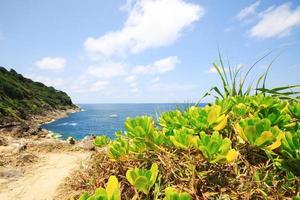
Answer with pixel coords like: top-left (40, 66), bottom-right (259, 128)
top-left (0, 152), bottom-right (89, 200)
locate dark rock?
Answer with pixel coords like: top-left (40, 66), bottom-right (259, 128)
top-left (67, 137), bottom-right (76, 145)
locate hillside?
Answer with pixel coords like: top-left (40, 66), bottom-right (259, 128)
top-left (0, 66), bottom-right (76, 125)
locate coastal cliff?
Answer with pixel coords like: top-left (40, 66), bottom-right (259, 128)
top-left (0, 66), bottom-right (79, 136)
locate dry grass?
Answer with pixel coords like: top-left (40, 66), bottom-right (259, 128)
top-left (59, 146), bottom-right (299, 200)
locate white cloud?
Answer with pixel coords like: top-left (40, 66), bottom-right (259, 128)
top-left (205, 67), bottom-right (229, 74)
top-left (129, 82), bottom-right (137, 88)
top-left (89, 80), bottom-right (109, 92)
top-left (87, 62), bottom-right (126, 78)
top-left (35, 57), bottom-right (66, 70)
top-left (125, 75), bottom-right (137, 83)
top-left (26, 74), bottom-right (67, 88)
top-left (237, 0), bottom-right (261, 20)
top-left (250, 3), bottom-right (300, 38)
top-left (151, 77), bottom-right (160, 83)
top-left (131, 88), bottom-right (139, 93)
top-left (84, 0), bottom-right (204, 57)
top-left (132, 56), bottom-right (179, 75)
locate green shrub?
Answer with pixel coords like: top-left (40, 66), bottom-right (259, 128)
top-left (94, 135), bottom-right (110, 148)
top-left (164, 187), bottom-right (192, 200)
top-left (126, 163), bottom-right (158, 195)
top-left (77, 176), bottom-right (121, 200)
top-left (236, 117), bottom-right (285, 151)
top-left (193, 131), bottom-right (238, 163)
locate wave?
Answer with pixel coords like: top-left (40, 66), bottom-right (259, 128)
top-left (58, 122), bottom-right (78, 126)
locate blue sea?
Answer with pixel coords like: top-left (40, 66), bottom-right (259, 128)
top-left (41, 103), bottom-right (204, 140)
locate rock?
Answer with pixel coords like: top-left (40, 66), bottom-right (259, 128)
top-left (12, 142), bottom-right (27, 153)
top-left (0, 136), bottom-right (8, 146)
top-left (79, 135), bottom-right (95, 150)
top-left (0, 169), bottom-right (22, 179)
top-left (67, 137), bottom-right (76, 145)
top-left (16, 153), bottom-right (37, 165)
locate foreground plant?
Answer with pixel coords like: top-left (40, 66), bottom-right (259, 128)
top-left (236, 117), bottom-right (285, 151)
top-left (164, 187), bottom-right (192, 200)
top-left (193, 131), bottom-right (238, 163)
top-left (94, 135), bottom-right (110, 148)
top-left (169, 128), bottom-right (195, 150)
top-left (77, 176), bottom-right (120, 200)
top-left (108, 136), bottom-right (129, 160)
top-left (126, 163), bottom-right (159, 195)
top-left (186, 105), bottom-right (228, 132)
top-left (281, 130), bottom-right (300, 176)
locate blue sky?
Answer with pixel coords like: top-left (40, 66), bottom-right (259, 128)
top-left (0, 0), bottom-right (299, 103)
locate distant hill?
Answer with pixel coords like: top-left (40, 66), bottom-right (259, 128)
top-left (0, 66), bottom-right (76, 124)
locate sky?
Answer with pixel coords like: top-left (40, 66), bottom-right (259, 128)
top-left (0, 0), bottom-right (300, 104)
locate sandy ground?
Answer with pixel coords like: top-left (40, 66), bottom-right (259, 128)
top-left (0, 151), bottom-right (90, 200)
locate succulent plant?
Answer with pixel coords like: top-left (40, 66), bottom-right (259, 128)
top-left (236, 117), bottom-right (285, 151)
top-left (281, 130), bottom-right (300, 176)
top-left (94, 135), bottom-right (110, 148)
top-left (159, 110), bottom-right (189, 136)
top-left (126, 163), bottom-right (158, 195)
top-left (164, 187), bottom-right (192, 200)
top-left (193, 131), bottom-right (238, 163)
top-left (108, 137), bottom-right (129, 160)
top-left (169, 128), bottom-right (195, 150)
top-left (187, 105), bottom-right (228, 132)
top-left (78, 176), bottom-right (121, 200)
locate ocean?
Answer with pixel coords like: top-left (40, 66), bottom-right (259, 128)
top-left (41, 103), bottom-right (205, 140)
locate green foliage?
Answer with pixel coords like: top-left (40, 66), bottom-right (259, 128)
top-left (125, 116), bottom-right (167, 149)
top-left (94, 135), bottom-right (110, 148)
top-left (289, 102), bottom-right (300, 119)
top-left (236, 117), bottom-right (285, 150)
top-left (159, 105), bottom-right (228, 135)
top-left (169, 128), bottom-right (195, 150)
top-left (159, 110), bottom-right (188, 136)
top-left (193, 131), bottom-right (238, 163)
top-left (78, 176), bottom-right (121, 200)
top-left (125, 116), bottom-right (155, 139)
top-left (108, 136), bottom-right (130, 160)
top-left (164, 187), bottom-right (192, 200)
top-left (126, 163), bottom-right (158, 195)
top-left (186, 105), bottom-right (228, 132)
top-left (281, 130), bottom-right (300, 176)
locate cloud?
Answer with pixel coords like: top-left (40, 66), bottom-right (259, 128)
top-left (26, 74), bottom-right (67, 88)
top-left (124, 75), bottom-right (137, 83)
top-left (131, 88), bottom-right (139, 93)
top-left (35, 57), bottom-right (66, 70)
top-left (205, 66), bottom-right (230, 74)
top-left (250, 3), bottom-right (300, 38)
top-left (129, 82), bottom-right (137, 88)
top-left (84, 0), bottom-right (204, 57)
top-left (89, 80), bottom-right (109, 92)
top-left (132, 56), bottom-right (179, 75)
top-left (237, 0), bottom-right (261, 20)
top-left (87, 62), bottom-right (126, 78)
top-left (151, 77), bottom-right (160, 83)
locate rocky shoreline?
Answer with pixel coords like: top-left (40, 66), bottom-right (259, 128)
top-left (0, 106), bottom-right (80, 138)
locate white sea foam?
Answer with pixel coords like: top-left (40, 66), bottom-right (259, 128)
top-left (58, 122), bottom-right (78, 126)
